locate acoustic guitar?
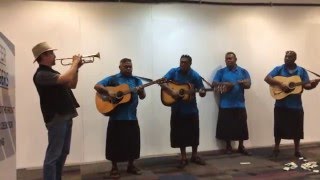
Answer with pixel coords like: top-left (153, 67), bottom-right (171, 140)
top-left (96, 78), bottom-right (166, 115)
top-left (269, 75), bottom-right (320, 100)
top-left (161, 81), bottom-right (214, 106)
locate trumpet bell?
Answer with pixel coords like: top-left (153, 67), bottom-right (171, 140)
top-left (94, 52), bottom-right (100, 59)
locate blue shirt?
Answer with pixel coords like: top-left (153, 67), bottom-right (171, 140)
top-left (268, 64), bottom-right (309, 109)
top-left (164, 67), bottom-right (204, 116)
top-left (96, 73), bottom-right (143, 120)
top-left (213, 66), bottom-right (251, 108)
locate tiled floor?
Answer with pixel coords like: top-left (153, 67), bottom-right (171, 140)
top-left (18, 143), bottom-right (320, 179)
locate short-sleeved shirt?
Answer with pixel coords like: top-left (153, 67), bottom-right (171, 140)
top-left (164, 67), bottom-right (204, 116)
top-left (268, 64), bottom-right (309, 109)
top-left (34, 71), bottom-right (78, 126)
top-left (97, 73), bottom-right (142, 121)
top-left (213, 66), bottom-right (251, 108)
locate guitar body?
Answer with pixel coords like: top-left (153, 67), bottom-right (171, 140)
top-left (95, 78), bottom-right (166, 116)
top-left (161, 81), bottom-right (193, 106)
top-left (269, 75), bottom-right (303, 100)
top-left (95, 84), bottom-right (131, 115)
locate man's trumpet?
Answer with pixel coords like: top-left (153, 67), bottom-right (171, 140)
top-left (56, 52), bottom-right (100, 66)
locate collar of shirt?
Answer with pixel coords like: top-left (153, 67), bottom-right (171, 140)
top-left (117, 72), bottom-right (134, 78)
top-left (226, 65), bottom-right (238, 72)
top-left (177, 67), bottom-right (192, 75)
top-left (283, 64), bottom-right (298, 75)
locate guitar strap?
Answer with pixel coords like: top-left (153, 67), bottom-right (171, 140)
top-left (200, 76), bottom-right (213, 88)
top-left (136, 75), bottom-right (213, 87)
top-left (135, 76), bottom-right (153, 82)
top-left (306, 69), bottom-right (320, 78)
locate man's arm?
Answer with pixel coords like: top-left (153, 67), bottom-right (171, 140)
top-left (160, 81), bottom-right (180, 99)
top-left (137, 88), bottom-right (146, 100)
top-left (212, 81), bottom-right (234, 94)
top-left (94, 84), bottom-right (109, 95)
top-left (238, 79), bottom-right (251, 89)
top-left (264, 75), bottom-right (290, 92)
top-left (303, 79), bottom-right (319, 90)
top-left (196, 76), bottom-right (206, 97)
top-left (264, 75), bottom-right (282, 86)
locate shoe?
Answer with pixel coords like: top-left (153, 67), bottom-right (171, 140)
top-left (109, 168), bottom-right (120, 179)
top-left (177, 159), bottom-right (188, 169)
top-left (190, 156), bottom-right (206, 165)
top-left (294, 151), bottom-right (303, 158)
top-left (271, 149), bottom-right (280, 158)
top-left (237, 147), bottom-right (252, 156)
top-left (225, 147), bottom-right (233, 154)
top-left (127, 165), bottom-right (142, 175)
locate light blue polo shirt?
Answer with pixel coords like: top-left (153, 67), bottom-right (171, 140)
top-left (213, 66), bottom-right (251, 108)
top-left (268, 64), bottom-right (309, 109)
top-left (164, 67), bottom-right (204, 116)
top-left (97, 73), bottom-right (142, 120)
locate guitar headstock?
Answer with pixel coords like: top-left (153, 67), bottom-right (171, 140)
top-left (155, 78), bottom-right (167, 84)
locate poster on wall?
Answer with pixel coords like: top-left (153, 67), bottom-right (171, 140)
top-left (0, 32), bottom-right (16, 180)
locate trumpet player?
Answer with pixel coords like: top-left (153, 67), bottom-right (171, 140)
top-left (32, 42), bottom-right (82, 180)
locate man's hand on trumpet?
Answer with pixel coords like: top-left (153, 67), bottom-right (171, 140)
top-left (72, 54), bottom-right (83, 69)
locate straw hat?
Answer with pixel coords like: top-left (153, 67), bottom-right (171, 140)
top-left (32, 42), bottom-right (57, 62)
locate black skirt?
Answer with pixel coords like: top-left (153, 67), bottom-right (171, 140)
top-left (274, 107), bottom-right (304, 139)
top-left (170, 113), bottom-right (199, 148)
top-left (216, 108), bottom-right (249, 141)
top-left (106, 120), bottom-right (140, 162)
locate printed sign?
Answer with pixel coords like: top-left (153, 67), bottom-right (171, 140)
top-left (0, 32), bottom-right (16, 180)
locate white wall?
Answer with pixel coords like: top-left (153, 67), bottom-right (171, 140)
top-left (1, 1), bottom-right (320, 168)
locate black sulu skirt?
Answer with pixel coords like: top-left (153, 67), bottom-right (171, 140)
top-left (105, 120), bottom-right (140, 162)
top-left (216, 108), bottom-right (249, 141)
top-left (170, 113), bottom-right (200, 148)
top-left (274, 107), bottom-right (304, 139)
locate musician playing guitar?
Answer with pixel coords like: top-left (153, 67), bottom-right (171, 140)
top-left (264, 51), bottom-right (319, 158)
top-left (213, 52), bottom-right (252, 156)
top-left (161, 54), bottom-right (206, 169)
top-left (94, 58), bottom-right (145, 179)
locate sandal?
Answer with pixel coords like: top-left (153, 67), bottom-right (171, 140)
top-left (225, 147), bottom-right (233, 154)
top-left (109, 168), bottom-right (120, 179)
top-left (177, 159), bottom-right (188, 169)
top-left (127, 165), bottom-right (142, 175)
top-left (294, 151), bottom-right (304, 158)
top-left (190, 156), bottom-right (206, 165)
top-left (270, 149), bottom-right (280, 158)
top-left (237, 147), bottom-right (252, 156)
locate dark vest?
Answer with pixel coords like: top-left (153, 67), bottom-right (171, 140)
top-left (33, 65), bottom-right (80, 123)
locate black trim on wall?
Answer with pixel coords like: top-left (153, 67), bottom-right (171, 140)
top-left (41, 0), bottom-right (320, 6)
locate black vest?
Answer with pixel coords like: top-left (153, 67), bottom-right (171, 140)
top-left (33, 65), bottom-right (80, 123)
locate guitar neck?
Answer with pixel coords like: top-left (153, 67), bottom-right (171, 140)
top-left (192, 88), bottom-right (215, 93)
top-left (128, 79), bottom-right (162, 94)
top-left (294, 79), bottom-right (320, 86)
top-left (141, 81), bottom-right (157, 88)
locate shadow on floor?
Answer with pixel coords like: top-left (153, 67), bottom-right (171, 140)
top-left (18, 143), bottom-right (320, 180)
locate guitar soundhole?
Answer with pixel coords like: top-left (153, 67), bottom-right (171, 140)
top-left (116, 91), bottom-right (124, 99)
top-left (179, 89), bottom-right (185, 96)
top-left (288, 82), bottom-right (295, 89)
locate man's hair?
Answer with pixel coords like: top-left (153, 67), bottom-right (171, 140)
top-left (180, 54), bottom-right (192, 63)
top-left (286, 50), bottom-right (297, 59)
top-left (120, 58), bottom-right (132, 64)
top-left (225, 52), bottom-right (237, 59)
